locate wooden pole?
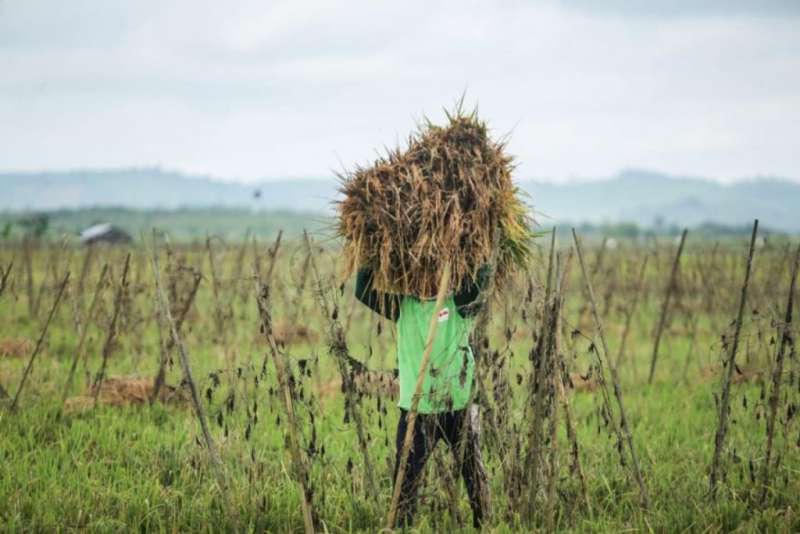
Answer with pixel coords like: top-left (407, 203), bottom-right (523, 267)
top-left (91, 254), bottom-right (130, 404)
top-left (150, 240), bottom-right (227, 489)
top-left (573, 228), bottom-right (650, 509)
top-left (254, 276), bottom-right (315, 534)
top-left (10, 270), bottom-right (70, 411)
top-left (0, 259), bottom-right (13, 299)
top-left (759, 244), bottom-right (798, 502)
top-left (303, 232), bottom-right (377, 497)
top-left (386, 262), bottom-right (452, 530)
top-left (61, 263), bottom-right (109, 405)
top-left (615, 254), bottom-right (649, 372)
top-left (709, 220), bottom-right (758, 497)
top-left (648, 228), bottom-right (688, 384)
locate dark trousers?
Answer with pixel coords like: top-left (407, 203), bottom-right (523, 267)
top-left (393, 404), bottom-right (490, 529)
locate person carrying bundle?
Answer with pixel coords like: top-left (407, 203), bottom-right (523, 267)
top-left (338, 106), bottom-right (535, 529)
top-left (355, 264), bottom-right (491, 528)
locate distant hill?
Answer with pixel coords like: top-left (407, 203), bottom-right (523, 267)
top-left (524, 169), bottom-right (800, 232)
top-left (2, 167), bottom-right (799, 232)
top-left (1, 168), bottom-right (338, 213)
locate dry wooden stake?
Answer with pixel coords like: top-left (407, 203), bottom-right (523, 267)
top-left (573, 228), bottom-right (650, 509)
top-left (759, 242), bottom-right (799, 503)
top-left (709, 219), bottom-right (758, 497)
top-left (254, 275), bottom-right (316, 534)
top-left (74, 243), bottom-right (95, 312)
top-left (23, 237), bottom-right (36, 319)
top-left (303, 232), bottom-right (378, 497)
top-left (92, 253), bottom-right (131, 405)
top-left (9, 270), bottom-right (70, 411)
top-left (615, 254), bottom-right (649, 373)
top-left (0, 259), bottom-right (13, 299)
top-left (545, 254), bottom-right (567, 530)
top-left (649, 228), bottom-right (688, 384)
top-left (150, 239), bottom-right (227, 489)
top-left (264, 230), bottom-right (283, 287)
top-left (32, 237), bottom-right (67, 320)
top-left (386, 262), bottom-right (452, 530)
top-left (151, 266), bottom-right (201, 403)
top-left (61, 263), bottom-right (109, 405)
top-left (524, 228), bottom-right (558, 516)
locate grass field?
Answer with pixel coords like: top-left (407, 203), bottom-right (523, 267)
top-left (0, 231), bottom-right (798, 532)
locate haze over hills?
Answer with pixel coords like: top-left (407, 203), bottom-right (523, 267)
top-left (2, 168), bottom-right (799, 232)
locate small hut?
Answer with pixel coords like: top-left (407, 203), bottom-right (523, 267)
top-left (79, 223), bottom-right (132, 245)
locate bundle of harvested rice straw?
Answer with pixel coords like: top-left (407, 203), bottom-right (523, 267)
top-left (337, 108), bottom-right (535, 297)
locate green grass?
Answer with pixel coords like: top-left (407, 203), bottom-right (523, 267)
top-left (0, 241), bottom-right (798, 532)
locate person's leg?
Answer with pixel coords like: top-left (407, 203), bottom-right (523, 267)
top-left (393, 409), bottom-right (438, 528)
top-left (445, 404), bottom-right (491, 529)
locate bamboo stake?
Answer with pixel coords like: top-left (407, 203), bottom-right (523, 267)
top-left (449, 235), bottom-right (503, 526)
top-left (551, 252), bottom-right (591, 516)
top-left (23, 237), bottom-right (35, 319)
top-left (615, 255), bottom-right (649, 372)
top-left (709, 219), bottom-right (758, 497)
top-left (680, 318), bottom-right (699, 384)
top-left (0, 259), bottom-right (13, 299)
top-left (265, 230), bottom-right (283, 286)
top-left (9, 270), bottom-right (70, 411)
top-left (525, 229), bottom-right (558, 515)
top-left (545, 254), bottom-right (566, 530)
top-left (758, 243), bottom-right (798, 503)
top-left (206, 236), bottom-right (234, 361)
top-left (61, 263), bottom-right (109, 405)
top-left (649, 229), bottom-right (688, 384)
top-left (386, 262), bottom-right (452, 530)
top-left (303, 232), bottom-right (377, 497)
top-left (573, 228), bottom-right (650, 509)
top-left (74, 243), bottom-right (95, 313)
top-left (151, 267), bottom-right (201, 403)
top-left (150, 240), bottom-right (227, 489)
top-left (254, 276), bottom-right (315, 534)
top-left (92, 253), bottom-right (131, 404)
top-left (32, 238), bottom-right (67, 319)
top-left (557, 359), bottom-right (591, 516)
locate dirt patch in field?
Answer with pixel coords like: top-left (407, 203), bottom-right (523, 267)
top-left (698, 364), bottom-right (764, 385)
top-left (273, 320), bottom-right (317, 345)
top-left (0, 338), bottom-right (33, 359)
top-left (64, 376), bottom-right (190, 413)
top-left (567, 372), bottom-right (597, 393)
top-left (318, 370), bottom-right (399, 400)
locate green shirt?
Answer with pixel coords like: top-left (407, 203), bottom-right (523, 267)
top-left (397, 296), bottom-right (475, 413)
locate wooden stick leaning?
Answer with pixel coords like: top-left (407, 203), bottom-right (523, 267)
top-left (0, 259), bottom-right (17, 399)
top-left (303, 232), bottom-right (378, 497)
top-left (648, 228), bottom-right (688, 384)
top-left (544, 253), bottom-right (566, 530)
top-left (0, 259), bottom-right (13, 299)
top-left (151, 267), bottom-right (201, 403)
top-left (759, 242), bottom-right (800, 503)
top-left (9, 270), bottom-right (70, 411)
top-left (615, 254), bottom-right (648, 373)
top-left (61, 263), bottom-right (109, 405)
top-left (150, 240), bottom-right (227, 490)
top-left (386, 262), bottom-right (452, 530)
top-left (573, 228), bottom-right (650, 509)
top-left (708, 219), bottom-right (758, 497)
top-left (524, 228), bottom-right (558, 515)
top-left (254, 273), bottom-right (315, 534)
top-left (92, 253), bottom-right (131, 405)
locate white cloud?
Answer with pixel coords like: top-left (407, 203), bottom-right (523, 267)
top-left (0, 0), bottom-right (798, 183)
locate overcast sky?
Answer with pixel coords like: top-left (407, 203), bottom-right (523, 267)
top-left (1, 0), bottom-right (798, 183)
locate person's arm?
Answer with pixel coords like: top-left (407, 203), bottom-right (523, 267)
top-left (454, 264), bottom-right (491, 318)
top-left (355, 267), bottom-right (402, 321)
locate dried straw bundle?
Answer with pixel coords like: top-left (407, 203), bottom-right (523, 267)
top-left (337, 109), bottom-right (534, 297)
